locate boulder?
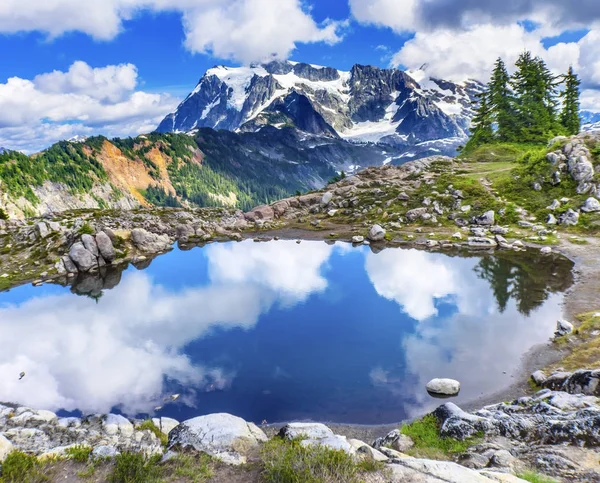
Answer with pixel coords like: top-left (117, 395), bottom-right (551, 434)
top-left (61, 255), bottom-right (78, 274)
top-left (300, 435), bottom-right (354, 454)
top-left (472, 211), bottom-right (495, 226)
top-left (349, 440), bottom-right (388, 462)
top-left (352, 235), bottom-right (364, 244)
top-left (69, 242), bottom-right (97, 272)
top-left (558, 209), bottom-right (579, 226)
top-left (387, 457), bottom-right (520, 482)
top-left (468, 237), bottom-right (498, 248)
top-left (321, 192), bottom-right (333, 206)
top-left (581, 197), bottom-right (600, 213)
top-left (368, 225), bottom-right (386, 242)
top-left (131, 228), bottom-right (171, 253)
top-left (555, 319), bottom-right (574, 338)
top-left (103, 414), bottom-right (134, 437)
top-left (35, 222), bottom-right (49, 239)
top-left (0, 434), bottom-right (13, 462)
top-left (92, 445), bottom-right (120, 460)
top-left (81, 234), bottom-right (99, 257)
top-left (245, 205), bottom-right (275, 222)
top-left (272, 200), bottom-right (290, 218)
top-left (168, 413), bottom-right (267, 465)
top-left (547, 200), bottom-right (561, 211)
top-left (152, 417), bottom-right (180, 436)
top-left (279, 423), bottom-right (334, 441)
top-left (531, 371), bottom-right (547, 385)
top-left (542, 369), bottom-right (600, 396)
top-left (489, 226), bottom-right (509, 235)
top-left (95, 231), bottom-right (116, 262)
top-left (427, 378), bottom-right (461, 397)
top-left (372, 429), bottom-right (413, 452)
top-left (406, 207), bottom-right (428, 222)
top-left (547, 214), bottom-right (558, 225)
top-left (540, 247), bottom-right (552, 255)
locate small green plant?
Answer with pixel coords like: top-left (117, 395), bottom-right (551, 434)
top-left (261, 437), bottom-right (378, 483)
top-left (78, 222), bottom-right (95, 236)
top-left (0, 208), bottom-right (8, 221)
top-left (0, 451), bottom-right (49, 482)
top-left (136, 420), bottom-right (168, 446)
top-left (65, 444), bottom-right (92, 463)
top-left (108, 452), bottom-right (162, 483)
top-left (517, 470), bottom-right (559, 483)
top-left (400, 414), bottom-right (482, 460)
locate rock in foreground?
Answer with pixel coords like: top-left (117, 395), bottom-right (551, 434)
top-left (168, 413), bottom-right (267, 465)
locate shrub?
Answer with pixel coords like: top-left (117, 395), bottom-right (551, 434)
top-left (108, 452), bottom-right (162, 483)
top-left (261, 437), bottom-right (379, 483)
top-left (0, 451), bottom-right (48, 483)
top-left (65, 444), bottom-right (92, 463)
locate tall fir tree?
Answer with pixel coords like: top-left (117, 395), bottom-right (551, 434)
top-left (560, 66), bottom-right (581, 135)
top-left (488, 58), bottom-right (515, 141)
top-left (511, 52), bottom-right (559, 142)
top-left (465, 90), bottom-right (494, 150)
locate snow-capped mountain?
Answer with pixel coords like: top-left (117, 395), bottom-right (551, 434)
top-left (157, 61), bottom-right (484, 159)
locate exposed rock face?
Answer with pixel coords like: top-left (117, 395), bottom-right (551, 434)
top-left (81, 234), bottom-right (99, 257)
top-left (131, 228), bottom-right (172, 253)
top-left (427, 378), bottom-right (461, 397)
top-left (168, 413), bottom-right (267, 465)
top-left (435, 390), bottom-right (600, 447)
top-left (0, 405), bottom-right (163, 457)
top-left (546, 135), bottom-right (598, 195)
top-left (542, 369), bottom-right (600, 396)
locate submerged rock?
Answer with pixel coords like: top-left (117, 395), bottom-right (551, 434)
top-left (427, 378), bottom-right (461, 397)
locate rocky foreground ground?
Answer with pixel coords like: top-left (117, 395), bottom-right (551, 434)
top-left (1, 370), bottom-right (600, 481)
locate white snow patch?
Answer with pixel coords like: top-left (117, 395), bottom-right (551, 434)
top-left (207, 65), bottom-right (269, 111)
top-left (200, 97), bottom-right (221, 120)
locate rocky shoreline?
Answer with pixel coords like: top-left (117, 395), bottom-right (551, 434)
top-left (1, 370), bottom-right (600, 481)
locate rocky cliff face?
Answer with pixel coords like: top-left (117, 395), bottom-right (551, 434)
top-left (157, 61), bottom-right (484, 159)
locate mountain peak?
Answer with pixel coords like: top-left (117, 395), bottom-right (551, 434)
top-left (157, 61), bottom-right (484, 159)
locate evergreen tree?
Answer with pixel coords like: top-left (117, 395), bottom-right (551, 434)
top-left (560, 66), bottom-right (581, 135)
top-left (488, 58), bottom-right (515, 141)
top-left (511, 52), bottom-right (559, 142)
top-left (465, 90), bottom-right (494, 150)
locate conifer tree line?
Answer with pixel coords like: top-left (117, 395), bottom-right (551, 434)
top-left (466, 52), bottom-right (581, 150)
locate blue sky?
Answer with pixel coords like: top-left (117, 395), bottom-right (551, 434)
top-left (0, 0), bottom-right (598, 153)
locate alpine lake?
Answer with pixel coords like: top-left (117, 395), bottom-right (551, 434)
top-left (0, 240), bottom-right (574, 426)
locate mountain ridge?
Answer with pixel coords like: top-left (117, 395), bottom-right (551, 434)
top-left (157, 60), bottom-right (485, 159)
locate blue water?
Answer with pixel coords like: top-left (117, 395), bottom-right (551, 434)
top-left (0, 241), bottom-right (572, 424)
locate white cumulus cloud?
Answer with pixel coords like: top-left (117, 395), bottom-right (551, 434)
top-left (0, 0), bottom-right (345, 64)
top-left (0, 61), bottom-right (178, 153)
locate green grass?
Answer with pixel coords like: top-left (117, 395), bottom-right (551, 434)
top-left (517, 470), bottom-right (559, 483)
top-left (400, 415), bottom-right (482, 460)
top-left (136, 420), bottom-right (168, 447)
top-left (163, 454), bottom-right (213, 482)
top-left (0, 451), bottom-right (49, 483)
top-left (65, 445), bottom-right (92, 463)
top-left (261, 437), bottom-right (381, 483)
top-left (108, 452), bottom-right (162, 483)
top-left (550, 312), bottom-right (600, 371)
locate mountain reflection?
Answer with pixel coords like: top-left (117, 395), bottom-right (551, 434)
top-left (0, 242), bottom-right (573, 423)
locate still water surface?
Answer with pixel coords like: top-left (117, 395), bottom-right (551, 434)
top-left (0, 241), bottom-right (573, 424)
